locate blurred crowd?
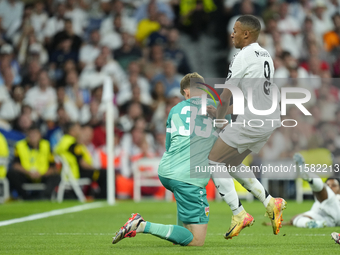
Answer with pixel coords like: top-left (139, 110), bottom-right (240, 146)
top-left (0, 0), bottom-right (340, 199)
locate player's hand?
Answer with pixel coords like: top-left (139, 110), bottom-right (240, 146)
top-left (207, 105), bottom-right (217, 118)
top-left (29, 171), bottom-right (41, 180)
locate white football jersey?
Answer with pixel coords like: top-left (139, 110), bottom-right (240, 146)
top-left (227, 43), bottom-right (281, 134)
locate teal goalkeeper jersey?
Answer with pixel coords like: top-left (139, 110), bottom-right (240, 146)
top-left (158, 97), bottom-right (219, 188)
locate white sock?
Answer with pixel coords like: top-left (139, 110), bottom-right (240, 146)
top-left (136, 221), bottom-right (146, 233)
top-left (210, 160), bottom-right (243, 215)
top-left (263, 195), bottom-right (272, 208)
top-left (230, 164), bottom-right (272, 207)
top-left (308, 178), bottom-right (324, 193)
top-left (293, 215), bottom-right (312, 228)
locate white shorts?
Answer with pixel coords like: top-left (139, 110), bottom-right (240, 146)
top-left (219, 124), bottom-right (272, 154)
top-left (302, 186), bottom-right (340, 227)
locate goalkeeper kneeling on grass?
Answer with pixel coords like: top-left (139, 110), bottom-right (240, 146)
top-left (112, 72), bottom-right (220, 246)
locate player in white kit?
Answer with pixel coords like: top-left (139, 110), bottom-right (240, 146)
top-left (207, 15), bottom-right (287, 239)
top-left (292, 153), bottom-right (340, 228)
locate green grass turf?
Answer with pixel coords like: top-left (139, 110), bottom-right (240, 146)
top-left (0, 200), bottom-right (339, 254)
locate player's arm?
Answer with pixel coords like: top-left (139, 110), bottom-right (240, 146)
top-left (68, 143), bottom-right (95, 171)
top-left (214, 50), bottom-right (244, 121)
top-left (165, 108), bottom-right (174, 151)
top-left (216, 88), bottom-right (232, 120)
top-left (207, 104), bottom-right (233, 118)
top-left (227, 105), bottom-right (233, 115)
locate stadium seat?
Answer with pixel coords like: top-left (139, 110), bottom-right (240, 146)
top-left (55, 155), bottom-right (91, 203)
top-left (22, 183), bottom-right (47, 198)
top-left (0, 178), bottom-right (9, 203)
top-left (132, 157), bottom-right (172, 202)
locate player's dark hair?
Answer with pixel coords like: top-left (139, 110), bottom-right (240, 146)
top-left (236, 15), bottom-right (261, 33)
top-left (280, 51), bottom-right (291, 60)
top-left (326, 177), bottom-right (340, 185)
top-left (332, 12), bottom-right (340, 22)
top-left (64, 122), bottom-right (79, 135)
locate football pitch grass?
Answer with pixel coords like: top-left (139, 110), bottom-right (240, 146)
top-left (0, 200), bottom-right (339, 254)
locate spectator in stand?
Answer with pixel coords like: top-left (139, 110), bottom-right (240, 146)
top-left (51, 19), bottom-right (83, 53)
top-left (79, 29), bottom-right (101, 69)
top-left (99, 45), bottom-right (130, 94)
top-left (296, 17), bottom-right (323, 61)
top-left (55, 122), bottom-right (106, 198)
top-left (118, 102), bottom-right (143, 132)
top-left (277, 2), bottom-right (300, 35)
top-left (150, 81), bottom-right (166, 131)
top-left (0, 132), bottom-right (9, 180)
top-left (274, 51), bottom-right (308, 87)
top-left (0, 67), bottom-right (14, 93)
top-left (146, 12), bottom-right (171, 48)
top-left (16, 31), bottom-right (48, 67)
top-left (164, 28), bottom-right (191, 75)
top-left (98, 0), bottom-right (112, 18)
top-left (100, 14), bottom-right (123, 51)
top-left (65, 70), bottom-right (90, 110)
top-left (45, 105), bottom-right (70, 150)
top-left (100, 0), bottom-right (137, 36)
top-left (143, 44), bottom-right (165, 80)
top-left (24, 70), bottom-right (57, 120)
top-left (64, 0), bottom-right (88, 37)
top-left (118, 123), bottom-right (163, 199)
top-left (92, 118), bottom-right (106, 149)
top-left (0, 44), bottom-right (21, 85)
top-left (78, 124), bottom-right (96, 159)
top-left (316, 84), bottom-right (338, 122)
top-left (0, 0), bottom-right (23, 40)
top-left (50, 37), bottom-right (79, 81)
top-left (56, 86), bottom-right (80, 122)
top-left (119, 85), bottom-right (152, 119)
top-left (134, 0), bottom-right (174, 23)
top-left (7, 124), bottom-right (60, 199)
top-left (11, 4), bottom-right (35, 55)
top-left (179, 0), bottom-right (216, 41)
top-left (44, 3), bottom-right (66, 45)
top-left (135, 2), bottom-right (160, 44)
top-left (324, 13), bottom-right (340, 53)
top-left (282, 64), bottom-right (316, 109)
top-left (154, 130), bottom-right (166, 157)
top-left (12, 111), bottom-right (33, 134)
top-left (152, 60), bottom-right (182, 97)
top-left (311, 1), bottom-right (334, 44)
top-left (80, 98), bottom-right (108, 127)
top-left (114, 32), bottom-right (142, 71)
top-left (80, 53), bottom-right (128, 92)
top-left (0, 86), bottom-right (24, 123)
top-left (31, 1), bottom-right (48, 43)
top-left (21, 60), bottom-right (41, 92)
top-left (288, 0), bottom-right (312, 26)
top-left (94, 130), bottom-right (124, 179)
top-left (116, 61), bottom-right (151, 106)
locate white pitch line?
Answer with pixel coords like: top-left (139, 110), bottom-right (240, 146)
top-left (0, 202), bottom-right (106, 227)
top-left (208, 233), bottom-right (331, 236)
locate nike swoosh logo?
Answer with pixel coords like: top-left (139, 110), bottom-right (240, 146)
top-left (225, 225), bottom-right (237, 236)
top-left (272, 214), bottom-right (275, 221)
top-left (165, 227), bottom-right (172, 239)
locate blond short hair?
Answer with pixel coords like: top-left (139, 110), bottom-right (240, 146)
top-left (180, 72), bottom-right (205, 96)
